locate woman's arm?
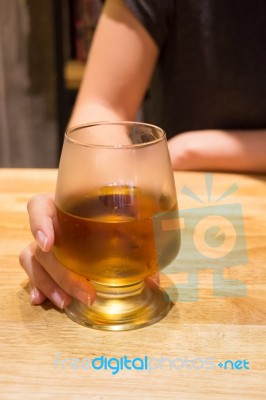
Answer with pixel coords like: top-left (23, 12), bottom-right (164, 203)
top-left (19, 0), bottom-right (159, 308)
top-left (168, 129), bottom-right (266, 173)
top-left (69, 0), bottom-right (158, 127)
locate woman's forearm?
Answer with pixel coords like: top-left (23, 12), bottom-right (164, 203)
top-left (168, 129), bottom-right (266, 173)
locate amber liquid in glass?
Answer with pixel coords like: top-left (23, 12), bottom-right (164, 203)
top-left (54, 186), bottom-right (178, 286)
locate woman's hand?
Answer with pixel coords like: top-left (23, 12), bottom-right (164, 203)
top-left (19, 194), bottom-right (96, 309)
top-left (19, 194), bottom-right (159, 309)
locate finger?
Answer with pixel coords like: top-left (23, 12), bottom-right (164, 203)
top-left (146, 272), bottom-right (160, 289)
top-left (27, 193), bottom-right (55, 252)
top-left (29, 285), bottom-right (47, 305)
top-left (34, 246), bottom-right (96, 306)
top-left (20, 243), bottom-right (72, 309)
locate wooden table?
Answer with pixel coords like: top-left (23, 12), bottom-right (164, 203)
top-left (0, 169), bottom-right (266, 399)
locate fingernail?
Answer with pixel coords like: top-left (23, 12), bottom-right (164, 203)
top-left (50, 290), bottom-right (65, 309)
top-left (150, 275), bottom-right (159, 284)
top-left (148, 275), bottom-right (160, 289)
top-left (74, 288), bottom-right (91, 306)
top-left (30, 287), bottom-right (37, 305)
top-left (36, 230), bottom-right (48, 252)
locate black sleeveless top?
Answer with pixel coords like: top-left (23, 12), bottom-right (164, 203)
top-left (124, 0), bottom-right (266, 138)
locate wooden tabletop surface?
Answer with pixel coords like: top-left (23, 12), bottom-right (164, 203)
top-left (0, 168), bottom-right (266, 399)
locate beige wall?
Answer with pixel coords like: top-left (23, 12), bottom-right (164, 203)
top-left (0, 0), bottom-right (58, 167)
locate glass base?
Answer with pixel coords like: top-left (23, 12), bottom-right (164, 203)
top-left (65, 280), bottom-right (172, 331)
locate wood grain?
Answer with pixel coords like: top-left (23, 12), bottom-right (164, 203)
top-left (0, 169), bottom-right (266, 399)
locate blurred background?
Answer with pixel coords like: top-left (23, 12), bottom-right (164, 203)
top-left (0, 0), bottom-right (102, 167)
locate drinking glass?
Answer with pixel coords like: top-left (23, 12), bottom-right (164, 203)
top-left (53, 121), bottom-right (180, 330)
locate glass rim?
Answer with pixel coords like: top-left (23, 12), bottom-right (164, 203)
top-left (65, 121), bottom-right (166, 149)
